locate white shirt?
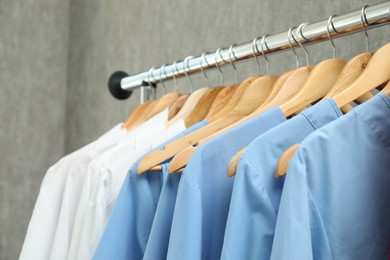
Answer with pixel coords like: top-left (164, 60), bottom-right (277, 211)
top-left (67, 115), bottom-right (186, 259)
top-left (20, 124), bottom-right (125, 260)
top-left (49, 109), bottom-right (170, 260)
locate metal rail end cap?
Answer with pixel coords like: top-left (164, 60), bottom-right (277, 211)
top-left (108, 71), bottom-right (132, 100)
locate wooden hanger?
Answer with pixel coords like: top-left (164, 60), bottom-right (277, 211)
top-left (185, 87), bottom-right (223, 127)
top-left (275, 52), bottom-right (371, 177)
top-left (145, 92), bottom-right (182, 119)
top-left (323, 52), bottom-right (372, 98)
top-left (148, 88), bottom-right (223, 173)
top-left (333, 43), bottom-right (390, 107)
top-left (257, 70), bottom-right (295, 106)
top-left (279, 59), bottom-right (346, 116)
top-left (124, 101), bottom-right (158, 131)
top-left (205, 79), bottom-right (259, 122)
top-left (166, 88), bottom-right (209, 126)
top-left (137, 75), bottom-right (278, 174)
top-left (226, 148), bottom-right (246, 177)
top-left (148, 86), bottom-right (232, 172)
top-left (205, 84), bottom-right (239, 119)
top-left (168, 95), bottom-right (190, 120)
top-left (323, 52), bottom-right (372, 113)
top-left (123, 100), bottom-right (155, 130)
top-left (169, 68), bottom-right (304, 173)
top-left (126, 92), bottom-right (181, 131)
top-left (275, 144), bottom-right (300, 178)
top-left (275, 43), bottom-right (390, 178)
top-left (223, 66), bottom-right (313, 176)
top-left (139, 76), bottom-right (266, 174)
top-left (226, 58), bottom-right (346, 176)
top-left (158, 79), bottom-right (256, 173)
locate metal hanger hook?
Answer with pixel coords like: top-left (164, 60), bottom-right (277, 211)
top-left (159, 64), bottom-right (167, 95)
top-left (172, 61), bottom-right (179, 92)
top-left (183, 56), bottom-right (194, 93)
top-left (361, 5), bottom-right (370, 52)
top-left (228, 44), bottom-right (239, 84)
top-left (214, 48), bottom-right (224, 85)
top-left (252, 37), bottom-right (261, 74)
top-left (293, 23), bottom-right (310, 66)
top-left (200, 52), bottom-right (210, 87)
top-left (287, 27), bottom-right (299, 68)
top-left (327, 16), bottom-right (337, 58)
top-left (260, 35), bottom-right (270, 74)
top-left (147, 67), bottom-right (157, 100)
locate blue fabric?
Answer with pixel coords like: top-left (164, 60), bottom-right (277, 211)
top-left (93, 120), bottom-right (209, 260)
top-left (166, 107), bottom-right (286, 260)
top-left (221, 99), bottom-right (342, 260)
top-left (143, 170), bottom-right (182, 260)
top-left (271, 93), bottom-right (390, 260)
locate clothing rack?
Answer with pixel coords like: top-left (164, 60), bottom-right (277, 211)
top-left (108, 2), bottom-right (390, 101)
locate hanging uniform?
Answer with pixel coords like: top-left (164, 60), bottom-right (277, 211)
top-left (20, 123), bottom-right (125, 260)
top-left (93, 120), bottom-right (208, 260)
top-left (221, 98), bottom-right (342, 260)
top-left (271, 93), bottom-right (390, 260)
top-left (167, 107), bottom-right (286, 260)
top-left (68, 109), bottom-right (187, 260)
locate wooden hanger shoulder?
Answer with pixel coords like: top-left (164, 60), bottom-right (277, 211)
top-left (226, 147), bottom-right (246, 177)
top-left (206, 77), bottom-right (259, 122)
top-left (166, 88), bottom-right (209, 126)
top-left (138, 75), bottom-right (275, 174)
top-left (137, 115), bottom-right (240, 174)
top-left (276, 53), bottom-right (371, 177)
top-left (185, 87), bottom-right (223, 127)
top-left (123, 100), bottom-right (154, 129)
top-left (256, 67), bottom-right (313, 113)
top-left (257, 70), bottom-right (294, 108)
top-left (168, 95), bottom-right (190, 120)
top-left (333, 43), bottom-right (390, 108)
top-left (168, 76), bottom-right (277, 173)
top-left (275, 143), bottom-right (300, 178)
top-left (168, 145), bottom-right (197, 173)
top-left (125, 101), bottom-right (156, 131)
top-left (280, 59), bottom-right (346, 117)
top-left (138, 79), bottom-right (254, 174)
top-left (145, 92), bottom-right (182, 120)
top-left (224, 67), bottom-right (312, 176)
top-left (205, 84), bottom-right (238, 119)
top-left (229, 75), bottom-right (278, 117)
top-left (276, 44), bottom-right (390, 177)
top-left (324, 52), bottom-right (372, 98)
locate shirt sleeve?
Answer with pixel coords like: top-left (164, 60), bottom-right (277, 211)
top-left (67, 161), bottom-right (104, 260)
top-left (221, 159), bottom-right (277, 260)
top-left (166, 174), bottom-right (203, 260)
top-left (20, 158), bottom-right (72, 260)
top-left (270, 146), bottom-right (334, 260)
top-left (19, 189), bottom-right (57, 260)
top-left (93, 169), bottom-right (164, 260)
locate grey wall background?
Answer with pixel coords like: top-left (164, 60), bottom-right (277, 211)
top-left (0, 0), bottom-right (388, 259)
top-left (0, 0), bottom-right (69, 259)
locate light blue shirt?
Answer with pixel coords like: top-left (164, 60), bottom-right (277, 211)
top-left (271, 93), bottom-right (390, 260)
top-left (167, 107), bottom-right (286, 260)
top-left (143, 168), bottom-right (182, 260)
top-left (221, 99), bottom-right (342, 260)
top-left (92, 120), bottom-right (208, 260)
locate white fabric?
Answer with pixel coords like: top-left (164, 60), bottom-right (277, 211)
top-left (20, 124), bottom-right (124, 260)
top-left (67, 111), bottom-right (185, 260)
top-left (48, 109), bottom-right (169, 260)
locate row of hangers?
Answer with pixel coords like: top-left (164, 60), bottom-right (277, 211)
top-left (122, 7), bottom-right (390, 178)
